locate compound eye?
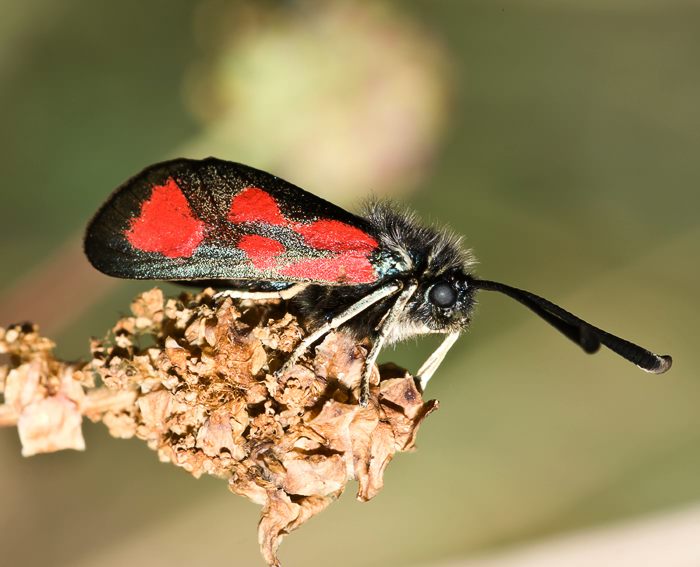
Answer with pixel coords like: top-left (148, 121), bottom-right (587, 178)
top-left (429, 282), bottom-right (457, 308)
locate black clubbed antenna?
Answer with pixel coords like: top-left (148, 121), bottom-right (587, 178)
top-left (472, 279), bottom-right (672, 374)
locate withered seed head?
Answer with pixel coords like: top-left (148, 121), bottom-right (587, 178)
top-left (0, 288), bottom-right (438, 566)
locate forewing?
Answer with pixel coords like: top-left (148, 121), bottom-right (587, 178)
top-left (85, 157), bottom-right (382, 284)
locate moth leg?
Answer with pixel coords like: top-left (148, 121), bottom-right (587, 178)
top-left (277, 282), bottom-right (402, 378)
top-left (416, 332), bottom-right (460, 391)
top-left (214, 283), bottom-right (307, 301)
top-left (360, 282), bottom-right (419, 406)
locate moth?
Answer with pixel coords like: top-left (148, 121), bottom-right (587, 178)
top-left (85, 157), bottom-right (672, 405)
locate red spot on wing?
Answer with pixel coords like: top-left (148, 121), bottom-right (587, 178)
top-left (228, 187), bottom-right (286, 225)
top-left (227, 189), bottom-right (379, 283)
top-left (294, 220), bottom-right (378, 252)
top-left (280, 255), bottom-right (376, 284)
top-left (238, 234), bottom-right (286, 269)
top-left (126, 178), bottom-right (206, 258)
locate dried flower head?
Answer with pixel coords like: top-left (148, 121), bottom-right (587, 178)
top-left (0, 288), bottom-right (437, 566)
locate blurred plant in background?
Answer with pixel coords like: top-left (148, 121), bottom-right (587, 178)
top-left (184, 0), bottom-right (451, 200)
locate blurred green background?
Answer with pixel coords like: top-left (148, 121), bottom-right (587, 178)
top-left (1, 1), bottom-right (698, 566)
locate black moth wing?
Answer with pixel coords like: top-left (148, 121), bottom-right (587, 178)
top-left (85, 157), bottom-right (384, 286)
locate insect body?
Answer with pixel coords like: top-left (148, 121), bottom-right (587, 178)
top-left (85, 157), bottom-right (672, 405)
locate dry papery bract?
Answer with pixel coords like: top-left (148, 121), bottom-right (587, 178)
top-left (0, 288), bottom-right (437, 566)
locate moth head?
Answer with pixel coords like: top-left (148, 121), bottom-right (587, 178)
top-left (424, 271), bottom-right (475, 330)
top-left (390, 271), bottom-right (475, 342)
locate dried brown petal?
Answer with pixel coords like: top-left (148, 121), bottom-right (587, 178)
top-left (196, 403), bottom-right (247, 461)
top-left (258, 489), bottom-right (338, 567)
top-left (281, 453), bottom-right (346, 496)
top-left (17, 393), bottom-right (84, 456)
